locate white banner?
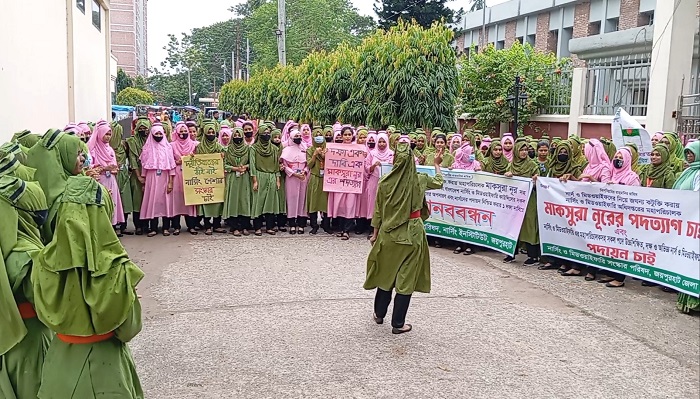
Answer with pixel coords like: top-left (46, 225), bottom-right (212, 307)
top-left (611, 108), bottom-right (653, 165)
top-left (536, 177), bottom-right (700, 296)
top-left (381, 164), bottom-right (533, 256)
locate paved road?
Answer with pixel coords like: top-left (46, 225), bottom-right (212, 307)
top-left (124, 232), bottom-right (700, 399)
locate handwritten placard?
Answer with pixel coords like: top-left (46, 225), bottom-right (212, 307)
top-left (323, 143), bottom-right (367, 194)
top-left (182, 154), bottom-right (225, 205)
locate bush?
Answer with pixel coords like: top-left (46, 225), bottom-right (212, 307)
top-left (116, 87), bottom-right (154, 107)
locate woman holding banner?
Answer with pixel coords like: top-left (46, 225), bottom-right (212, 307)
top-left (483, 140), bottom-right (508, 175)
top-left (638, 144), bottom-right (677, 189)
top-left (196, 121), bottom-right (226, 235)
top-left (674, 141), bottom-right (700, 313)
top-left (306, 127), bottom-right (330, 235)
top-left (364, 138), bottom-right (444, 334)
top-left (328, 127), bottom-right (362, 240)
top-left (504, 140), bottom-right (540, 265)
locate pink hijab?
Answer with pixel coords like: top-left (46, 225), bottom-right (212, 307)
top-left (452, 144), bottom-right (481, 171)
top-left (219, 125), bottom-right (232, 147)
top-left (300, 124), bottom-right (313, 148)
top-left (140, 123), bottom-right (176, 171)
top-left (64, 123), bottom-right (81, 135)
top-left (280, 129), bottom-right (306, 163)
top-left (171, 121), bottom-right (198, 158)
top-left (582, 138), bottom-right (612, 182)
top-left (366, 132), bottom-right (378, 152)
top-left (77, 122), bottom-right (91, 140)
top-left (610, 147), bottom-right (640, 186)
top-left (87, 120), bottom-right (116, 167)
top-left (449, 135), bottom-right (462, 154)
top-left (281, 120), bottom-right (297, 145)
top-left (501, 133), bottom-right (514, 162)
top-left (371, 133), bottom-right (394, 163)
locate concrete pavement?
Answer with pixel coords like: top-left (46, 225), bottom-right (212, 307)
top-left (123, 232), bottom-right (700, 399)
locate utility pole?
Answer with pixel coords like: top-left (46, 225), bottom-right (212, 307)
top-left (277, 0), bottom-right (286, 66)
top-left (231, 51), bottom-right (235, 81)
top-left (187, 68), bottom-right (192, 106)
top-left (236, 24), bottom-right (241, 79)
top-left (246, 38), bottom-right (250, 81)
top-left (481, 1), bottom-right (486, 51)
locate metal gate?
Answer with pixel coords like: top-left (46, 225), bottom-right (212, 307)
top-left (677, 93), bottom-right (700, 144)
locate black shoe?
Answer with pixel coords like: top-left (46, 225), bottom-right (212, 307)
top-left (392, 324), bottom-right (413, 334)
top-left (641, 281), bottom-right (658, 287)
top-left (503, 256), bottom-right (515, 263)
top-left (523, 258), bottom-right (538, 265)
top-left (310, 226), bottom-right (319, 235)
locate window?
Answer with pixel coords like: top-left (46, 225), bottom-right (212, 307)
top-left (496, 40), bottom-right (505, 50)
top-left (589, 21), bottom-right (601, 36)
top-left (515, 37), bottom-right (523, 44)
top-left (92, 0), bottom-right (101, 31)
top-left (526, 34), bottom-right (536, 46)
top-left (76, 0), bottom-right (85, 13)
top-left (605, 17), bottom-right (619, 33)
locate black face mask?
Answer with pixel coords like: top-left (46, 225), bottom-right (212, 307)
top-left (367, 142), bottom-right (376, 149)
top-left (138, 129), bottom-right (147, 137)
top-left (244, 131), bottom-right (254, 138)
top-left (549, 147), bottom-right (556, 155)
top-left (81, 137), bottom-right (89, 143)
top-left (325, 137), bottom-right (333, 142)
top-left (475, 141), bottom-right (481, 148)
top-left (528, 150), bottom-right (536, 159)
top-left (410, 143), bottom-right (417, 150)
top-left (233, 137), bottom-right (244, 144)
top-left (293, 137), bottom-right (302, 145)
top-left (179, 133), bottom-right (189, 140)
top-left (260, 134), bottom-right (271, 142)
top-left (13, 206), bottom-right (49, 226)
top-left (205, 134), bottom-right (216, 142)
top-left (613, 159), bottom-right (624, 169)
top-left (154, 135), bottom-right (164, 142)
top-left (335, 139), bottom-right (343, 143)
top-left (273, 141), bottom-right (281, 147)
top-left (557, 153), bottom-right (569, 163)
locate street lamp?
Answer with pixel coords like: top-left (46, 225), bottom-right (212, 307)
top-left (505, 76), bottom-right (528, 139)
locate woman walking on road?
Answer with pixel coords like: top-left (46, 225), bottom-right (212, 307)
top-left (364, 137), bottom-right (444, 334)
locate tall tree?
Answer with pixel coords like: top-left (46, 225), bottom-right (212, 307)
top-left (245, 0), bottom-right (375, 70)
top-left (469, 0), bottom-right (485, 12)
top-left (374, 0), bottom-right (463, 30)
top-left (115, 68), bottom-right (133, 95)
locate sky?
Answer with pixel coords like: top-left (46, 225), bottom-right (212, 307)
top-left (147, 0), bottom-right (509, 70)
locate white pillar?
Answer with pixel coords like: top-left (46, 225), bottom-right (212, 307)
top-left (568, 67), bottom-right (587, 137)
top-left (645, 0), bottom-right (696, 133)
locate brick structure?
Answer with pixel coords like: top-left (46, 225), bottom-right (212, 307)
top-left (478, 29), bottom-right (488, 49)
top-left (619, 0), bottom-right (644, 31)
top-left (504, 20), bottom-right (517, 47)
top-left (535, 12), bottom-right (557, 54)
top-left (110, 0), bottom-right (148, 76)
top-left (455, 35), bottom-right (465, 55)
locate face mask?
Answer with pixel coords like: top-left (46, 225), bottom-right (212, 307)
top-left (468, 154), bottom-right (475, 162)
top-left (293, 137), bottom-right (302, 145)
top-left (325, 137), bottom-right (333, 142)
top-left (613, 159), bottom-right (624, 169)
top-left (314, 136), bottom-right (325, 144)
top-left (179, 133), bottom-right (189, 140)
top-left (81, 137), bottom-right (89, 143)
top-left (244, 131), bottom-right (254, 138)
top-left (13, 205), bottom-right (49, 226)
top-left (367, 142), bottom-right (376, 149)
top-left (410, 143), bottom-right (417, 150)
top-left (557, 153), bottom-right (569, 163)
top-left (476, 141), bottom-right (481, 148)
top-left (205, 134), bottom-right (216, 142)
top-left (139, 129), bottom-right (147, 137)
top-left (273, 141), bottom-right (281, 147)
top-left (154, 135), bottom-right (164, 142)
top-left (83, 154), bottom-right (92, 169)
top-left (260, 134), bottom-right (271, 141)
top-left (528, 150), bottom-right (536, 159)
top-left (233, 137), bottom-right (244, 144)
top-left (549, 147), bottom-right (556, 155)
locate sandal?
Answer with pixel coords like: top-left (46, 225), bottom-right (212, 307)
top-left (538, 263), bottom-right (558, 270)
top-left (373, 313), bottom-right (384, 325)
top-left (463, 248), bottom-right (474, 255)
top-left (453, 247), bottom-right (463, 254)
top-left (290, 227), bottom-right (297, 235)
top-left (173, 229), bottom-right (180, 236)
top-left (205, 229), bottom-right (213, 236)
top-left (597, 277), bottom-right (614, 284)
top-left (562, 270), bottom-right (582, 277)
top-left (298, 228), bottom-right (305, 234)
top-left (135, 228), bottom-right (143, 236)
top-left (254, 230), bottom-right (263, 236)
top-left (147, 231), bottom-right (157, 237)
top-left (163, 231), bottom-right (171, 237)
top-left (188, 228), bottom-right (198, 235)
top-left (584, 274), bottom-right (596, 281)
top-left (266, 230), bottom-right (276, 235)
top-left (336, 232), bottom-right (344, 238)
top-left (121, 230), bottom-right (134, 236)
top-left (392, 324), bottom-right (413, 335)
top-left (232, 230), bottom-right (242, 237)
top-left (605, 281), bottom-right (625, 288)
top-left (213, 228), bottom-right (227, 234)
top-left (340, 233), bottom-right (350, 241)
top-left (242, 230), bottom-right (250, 236)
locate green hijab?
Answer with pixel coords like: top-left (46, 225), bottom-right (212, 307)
top-left (196, 121), bottom-right (224, 154)
top-left (600, 138), bottom-right (617, 161)
top-left (0, 176), bottom-right (47, 355)
top-left (0, 148), bottom-right (36, 181)
top-left (32, 176), bottom-right (142, 336)
top-left (224, 127), bottom-right (249, 166)
top-left (378, 142), bottom-right (423, 235)
top-left (549, 140), bottom-right (582, 178)
top-left (126, 117), bottom-right (151, 162)
top-left (323, 126), bottom-right (334, 142)
top-left (109, 120), bottom-right (127, 164)
top-left (485, 140), bottom-right (509, 175)
top-left (663, 133), bottom-right (684, 173)
top-left (673, 141), bottom-right (700, 191)
top-left (25, 130), bottom-right (82, 208)
top-left (645, 144), bottom-right (674, 181)
top-left (625, 143), bottom-right (641, 174)
top-left (508, 140), bottom-right (539, 177)
top-left (12, 130), bottom-right (41, 148)
top-left (251, 126), bottom-right (279, 172)
top-left (569, 135), bottom-right (588, 169)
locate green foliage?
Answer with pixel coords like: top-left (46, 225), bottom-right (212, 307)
top-left (115, 68), bottom-right (133, 95)
top-left (133, 75), bottom-right (148, 91)
top-left (115, 87), bottom-right (154, 107)
top-left (468, 0), bottom-right (485, 12)
top-left (220, 21), bottom-right (458, 130)
top-left (457, 42), bottom-right (572, 134)
top-left (245, 0), bottom-right (375, 70)
top-left (374, 0), bottom-right (463, 30)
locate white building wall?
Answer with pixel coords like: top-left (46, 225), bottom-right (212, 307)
top-left (0, 0), bottom-right (112, 143)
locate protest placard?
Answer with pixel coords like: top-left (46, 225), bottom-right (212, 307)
top-left (536, 177), bottom-right (700, 296)
top-left (380, 164), bottom-right (533, 256)
top-left (181, 154), bottom-right (225, 205)
top-left (323, 143), bottom-right (367, 194)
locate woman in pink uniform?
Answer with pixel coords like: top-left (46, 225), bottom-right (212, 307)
top-left (363, 132), bottom-right (394, 237)
top-left (328, 126), bottom-right (363, 240)
top-left (139, 123), bottom-right (177, 237)
top-left (169, 121), bottom-right (199, 235)
top-left (281, 128), bottom-right (309, 233)
top-left (87, 120), bottom-right (125, 230)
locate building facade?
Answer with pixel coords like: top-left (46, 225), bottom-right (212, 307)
top-left (0, 0), bottom-right (113, 143)
top-left (110, 0), bottom-right (148, 76)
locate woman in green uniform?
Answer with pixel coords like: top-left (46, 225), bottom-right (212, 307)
top-left (110, 119), bottom-right (133, 236)
top-left (125, 117), bottom-right (151, 235)
top-left (0, 176), bottom-right (52, 399)
top-left (674, 141), bottom-right (700, 314)
top-left (483, 140), bottom-right (509, 175)
top-left (222, 127), bottom-right (253, 236)
top-left (364, 138), bottom-right (444, 334)
top-left (196, 121), bottom-right (226, 235)
top-left (250, 125), bottom-right (281, 236)
top-left (638, 144), bottom-right (677, 189)
top-left (0, 142), bottom-right (36, 181)
top-left (306, 126), bottom-right (330, 234)
top-left (33, 175), bottom-right (143, 399)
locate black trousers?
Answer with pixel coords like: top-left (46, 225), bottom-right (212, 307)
top-left (355, 218), bottom-right (370, 234)
top-left (132, 211), bottom-right (144, 230)
top-left (525, 243), bottom-right (540, 259)
top-left (117, 213), bottom-right (129, 231)
top-left (185, 216), bottom-right (201, 230)
top-left (227, 216), bottom-right (251, 231)
top-left (335, 217), bottom-right (354, 233)
top-left (309, 212), bottom-right (330, 230)
top-left (276, 213), bottom-right (287, 229)
top-left (253, 214), bottom-right (276, 230)
top-left (164, 216), bottom-right (181, 230)
top-left (374, 288), bottom-right (412, 329)
top-left (202, 217), bottom-right (222, 229)
top-left (288, 216), bottom-right (308, 228)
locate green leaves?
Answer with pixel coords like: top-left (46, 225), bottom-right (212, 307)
top-left (219, 21), bottom-right (458, 130)
top-left (115, 88), bottom-right (154, 107)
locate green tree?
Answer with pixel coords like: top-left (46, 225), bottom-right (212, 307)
top-left (469, 0), bottom-right (485, 12)
top-left (245, 0), bottom-right (375, 70)
top-left (115, 68), bottom-right (133, 95)
top-left (374, 0), bottom-right (463, 30)
top-left (133, 75), bottom-right (148, 91)
top-left (116, 87), bottom-right (154, 106)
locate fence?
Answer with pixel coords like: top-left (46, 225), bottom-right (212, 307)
top-left (539, 65), bottom-right (573, 115)
top-left (676, 69), bottom-right (700, 144)
top-left (584, 55), bottom-right (650, 117)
